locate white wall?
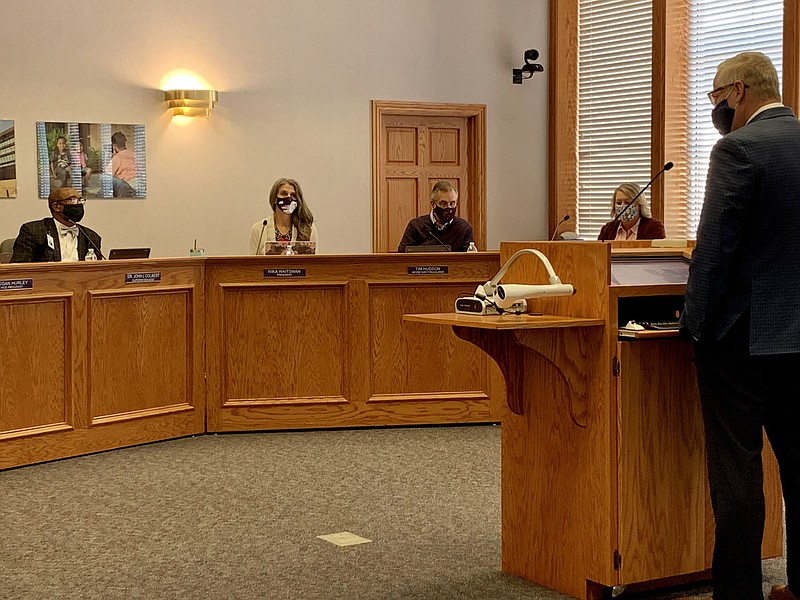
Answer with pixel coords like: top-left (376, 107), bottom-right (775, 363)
top-left (1, 0), bottom-right (549, 256)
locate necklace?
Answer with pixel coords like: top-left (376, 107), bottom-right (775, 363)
top-left (275, 226), bottom-right (292, 242)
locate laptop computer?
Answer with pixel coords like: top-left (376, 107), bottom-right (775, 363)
top-left (262, 241), bottom-right (317, 255)
top-left (404, 244), bottom-right (451, 252)
top-left (108, 248), bottom-right (151, 260)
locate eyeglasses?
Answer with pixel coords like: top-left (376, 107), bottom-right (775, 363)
top-left (60, 197), bottom-right (86, 205)
top-left (707, 82), bottom-right (749, 106)
top-left (435, 200), bottom-right (458, 209)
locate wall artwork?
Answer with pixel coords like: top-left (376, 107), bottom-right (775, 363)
top-left (0, 120), bottom-right (17, 198)
top-left (36, 122), bottom-right (147, 199)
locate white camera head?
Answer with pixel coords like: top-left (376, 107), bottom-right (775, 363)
top-left (494, 283), bottom-right (575, 308)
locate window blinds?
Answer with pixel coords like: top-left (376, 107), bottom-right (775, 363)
top-left (576, 0), bottom-right (653, 239)
top-left (685, 0), bottom-right (783, 237)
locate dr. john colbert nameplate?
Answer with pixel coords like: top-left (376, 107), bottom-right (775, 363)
top-left (125, 272), bottom-right (161, 284)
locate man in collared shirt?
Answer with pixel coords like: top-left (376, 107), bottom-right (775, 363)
top-left (397, 181), bottom-right (475, 252)
top-left (11, 187), bottom-right (102, 262)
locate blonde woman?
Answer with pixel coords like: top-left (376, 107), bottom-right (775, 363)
top-left (597, 182), bottom-right (665, 241)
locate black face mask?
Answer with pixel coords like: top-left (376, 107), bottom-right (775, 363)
top-left (61, 204), bottom-right (85, 223)
top-left (433, 205), bottom-right (456, 224)
top-left (712, 99), bottom-right (735, 135)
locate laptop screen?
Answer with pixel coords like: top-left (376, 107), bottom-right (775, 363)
top-left (108, 248), bottom-right (151, 260)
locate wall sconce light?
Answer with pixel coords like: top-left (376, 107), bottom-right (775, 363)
top-left (512, 49), bottom-right (544, 84)
top-left (164, 89), bottom-right (218, 117)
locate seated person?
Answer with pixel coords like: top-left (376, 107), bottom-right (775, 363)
top-left (11, 187), bottom-right (102, 262)
top-left (249, 178), bottom-right (318, 254)
top-left (397, 181), bottom-right (474, 252)
top-left (597, 183), bottom-right (666, 241)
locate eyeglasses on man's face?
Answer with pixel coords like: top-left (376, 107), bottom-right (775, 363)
top-left (707, 81), bottom-right (749, 106)
top-left (60, 196), bottom-right (86, 205)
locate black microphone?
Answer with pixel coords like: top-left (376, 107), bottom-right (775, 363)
top-left (615, 162), bottom-right (674, 222)
top-left (550, 214), bottom-right (571, 241)
top-left (422, 225), bottom-right (451, 251)
top-left (67, 220), bottom-right (105, 260)
top-left (255, 219), bottom-right (268, 255)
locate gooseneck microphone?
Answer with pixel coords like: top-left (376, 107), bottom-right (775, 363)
top-left (550, 214), bottom-right (571, 241)
top-left (616, 162), bottom-right (674, 221)
top-left (67, 220), bottom-right (105, 260)
top-left (422, 225), bottom-right (451, 251)
top-left (255, 219), bottom-right (268, 255)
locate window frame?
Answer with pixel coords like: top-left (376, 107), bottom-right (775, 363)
top-left (548, 0), bottom-right (800, 240)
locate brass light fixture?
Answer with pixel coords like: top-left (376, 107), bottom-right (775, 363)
top-left (164, 89), bottom-right (218, 117)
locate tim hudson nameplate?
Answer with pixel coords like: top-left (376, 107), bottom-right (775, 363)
top-left (408, 266), bottom-right (448, 275)
top-left (264, 268), bottom-right (306, 278)
top-left (125, 272), bottom-right (162, 284)
top-left (0, 279), bottom-right (33, 291)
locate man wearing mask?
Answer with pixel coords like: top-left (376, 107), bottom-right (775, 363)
top-left (397, 181), bottom-right (475, 252)
top-left (11, 186), bottom-right (102, 262)
top-left (683, 51), bottom-right (800, 600)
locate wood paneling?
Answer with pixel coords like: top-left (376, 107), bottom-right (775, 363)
top-left (372, 101), bottom-right (486, 252)
top-left (88, 288), bottom-right (194, 421)
top-left (370, 284), bottom-right (487, 397)
top-left (0, 296), bottom-right (71, 435)
top-left (205, 253), bottom-right (503, 432)
top-left (617, 339), bottom-right (705, 582)
top-left (0, 259), bottom-right (206, 470)
top-left (222, 284), bottom-right (346, 402)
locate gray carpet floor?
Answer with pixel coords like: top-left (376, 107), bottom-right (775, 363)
top-left (0, 425), bottom-right (786, 599)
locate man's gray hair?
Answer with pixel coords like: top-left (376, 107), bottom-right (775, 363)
top-left (430, 180), bottom-right (458, 201)
top-left (716, 51), bottom-right (781, 102)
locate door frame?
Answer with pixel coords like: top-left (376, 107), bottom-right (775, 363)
top-left (371, 100), bottom-right (487, 252)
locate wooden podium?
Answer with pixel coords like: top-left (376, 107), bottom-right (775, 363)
top-left (406, 241), bottom-right (783, 599)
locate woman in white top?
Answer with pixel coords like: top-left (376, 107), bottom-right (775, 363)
top-left (248, 178), bottom-right (318, 254)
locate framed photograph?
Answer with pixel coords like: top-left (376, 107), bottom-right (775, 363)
top-left (0, 120), bottom-right (16, 198)
top-left (36, 121), bottom-right (147, 199)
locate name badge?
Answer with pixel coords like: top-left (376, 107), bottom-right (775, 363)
top-left (0, 279), bottom-right (33, 291)
top-left (263, 268), bottom-right (306, 278)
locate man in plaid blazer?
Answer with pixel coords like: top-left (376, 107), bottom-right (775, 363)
top-left (11, 187), bottom-right (102, 263)
top-left (684, 52), bottom-right (800, 600)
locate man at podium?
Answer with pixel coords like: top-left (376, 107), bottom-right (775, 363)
top-left (397, 181), bottom-right (475, 252)
top-left (684, 51), bottom-right (800, 600)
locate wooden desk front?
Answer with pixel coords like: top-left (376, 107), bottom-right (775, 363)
top-left (0, 253), bottom-right (504, 469)
top-left (204, 253), bottom-right (503, 432)
top-left (0, 259), bottom-right (206, 470)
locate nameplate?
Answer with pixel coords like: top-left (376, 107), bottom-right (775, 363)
top-left (408, 266), bottom-right (448, 275)
top-left (264, 268), bottom-right (306, 278)
top-left (0, 278), bottom-right (33, 291)
top-left (125, 272), bottom-right (161, 284)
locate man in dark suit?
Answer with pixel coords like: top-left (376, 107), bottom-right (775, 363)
top-left (683, 52), bottom-right (800, 600)
top-left (11, 186), bottom-right (102, 262)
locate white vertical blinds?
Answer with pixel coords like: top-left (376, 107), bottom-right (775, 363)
top-left (685, 0), bottom-right (783, 237)
top-left (576, 0), bottom-right (653, 239)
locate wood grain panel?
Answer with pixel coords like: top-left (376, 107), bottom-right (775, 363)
top-left (88, 288), bottom-right (193, 421)
top-left (0, 259), bottom-right (205, 470)
top-left (0, 297), bottom-right (71, 435)
top-left (428, 128), bottom-right (459, 164)
top-left (387, 128), bottom-right (417, 164)
top-left (388, 178), bottom-right (419, 251)
top-left (370, 283), bottom-right (487, 396)
top-left (500, 241), bottom-right (611, 319)
top-left (617, 339), bottom-right (706, 582)
top-left (222, 284), bottom-right (346, 402)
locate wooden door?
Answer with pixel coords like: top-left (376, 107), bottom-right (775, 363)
top-left (372, 101), bottom-right (486, 253)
